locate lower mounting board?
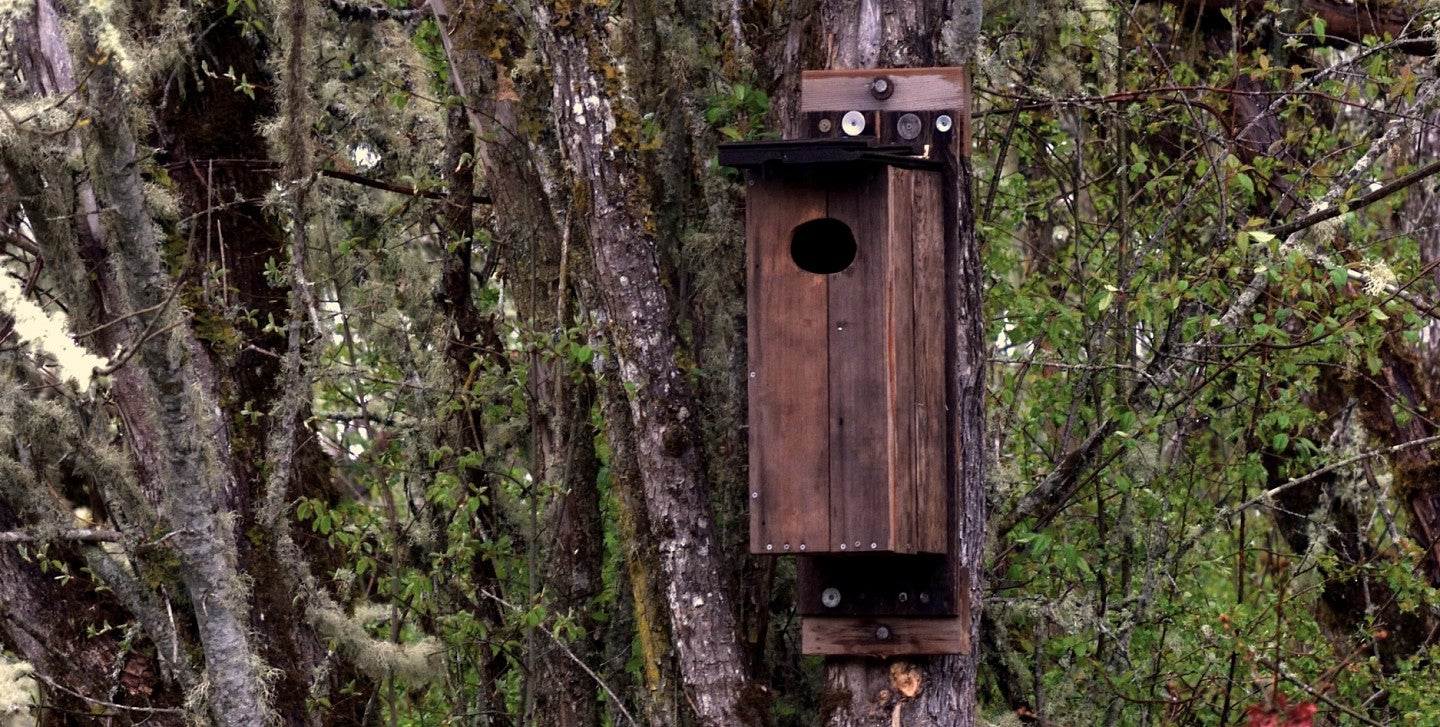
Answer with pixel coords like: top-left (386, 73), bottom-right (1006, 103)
top-left (801, 615), bottom-right (969, 657)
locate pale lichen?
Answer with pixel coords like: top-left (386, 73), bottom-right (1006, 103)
top-left (1360, 259), bottom-right (1397, 296)
top-left (78, 0), bottom-right (136, 78)
top-left (0, 658), bottom-right (37, 726)
top-left (311, 606), bottom-right (445, 686)
top-left (0, 272), bottom-right (109, 392)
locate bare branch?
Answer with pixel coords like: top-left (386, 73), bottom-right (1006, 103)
top-left (1228, 435), bottom-right (1440, 521)
top-left (1266, 159), bottom-right (1440, 240)
top-left (0, 528), bottom-right (123, 543)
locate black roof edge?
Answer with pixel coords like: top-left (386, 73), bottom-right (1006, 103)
top-left (717, 138), bottom-right (942, 171)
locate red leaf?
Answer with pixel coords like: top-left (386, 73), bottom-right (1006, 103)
top-left (1283, 702), bottom-right (1317, 727)
top-left (1245, 705), bottom-right (1279, 727)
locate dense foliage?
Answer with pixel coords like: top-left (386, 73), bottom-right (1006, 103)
top-left (2, 0), bottom-right (1440, 725)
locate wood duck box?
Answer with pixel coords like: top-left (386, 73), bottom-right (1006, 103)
top-left (720, 139), bottom-right (948, 556)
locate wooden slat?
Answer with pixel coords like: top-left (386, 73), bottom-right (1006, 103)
top-left (801, 616), bottom-right (969, 656)
top-left (826, 169), bottom-right (891, 553)
top-left (885, 168), bottom-right (917, 553)
top-left (910, 170), bottom-right (948, 554)
top-left (801, 67), bottom-right (970, 113)
top-left (748, 175), bottom-right (830, 553)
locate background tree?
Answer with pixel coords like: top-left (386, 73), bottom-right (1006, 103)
top-left (2, 0), bottom-right (1440, 726)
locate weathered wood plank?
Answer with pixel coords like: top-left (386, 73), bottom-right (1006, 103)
top-left (826, 168), bottom-right (892, 553)
top-left (748, 175), bottom-right (830, 553)
top-left (801, 67), bottom-right (970, 113)
top-left (886, 168), bottom-right (918, 553)
top-left (911, 169), bottom-right (948, 554)
top-left (801, 616), bottom-right (969, 657)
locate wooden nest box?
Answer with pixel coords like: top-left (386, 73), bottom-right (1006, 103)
top-left (720, 67), bottom-right (972, 656)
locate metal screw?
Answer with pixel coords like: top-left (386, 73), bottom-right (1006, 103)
top-left (935, 114), bottom-right (954, 133)
top-left (874, 625), bottom-right (892, 641)
top-left (839, 543), bottom-right (847, 550)
top-left (750, 491), bottom-right (758, 499)
top-left (897, 592), bottom-right (909, 603)
top-left (798, 543), bottom-right (806, 551)
top-left (765, 544), bottom-right (773, 551)
top-left (841, 110), bottom-right (866, 136)
top-left (817, 118), bottom-right (833, 133)
top-left (783, 543), bottom-right (791, 551)
top-left (821, 588), bottom-right (842, 608)
top-left (854, 541), bottom-right (862, 548)
top-left (869, 76), bottom-right (894, 100)
top-left (870, 542), bottom-right (877, 549)
top-left (897, 113), bottom-right (922, 140)
top-left (918, 592), bottom-right (931, 604)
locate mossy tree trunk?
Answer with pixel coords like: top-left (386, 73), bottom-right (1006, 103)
top-left (8, 1), bottom-right (271, 723)
top-left (529, 1), bottom-right (765, 724)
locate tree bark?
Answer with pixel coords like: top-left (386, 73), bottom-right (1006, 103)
top-left (594, 344), bottom-right (688, 727)
top-left (76, 30), bottom-right (271, 727)
top-left (532, 3), bottom-right (763, 724)
top-left (3, 2), bottom-right (274, 723)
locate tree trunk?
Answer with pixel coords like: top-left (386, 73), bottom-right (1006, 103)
top-left (532, 3), bottom-right (763, 724)
top-left (806, 2), bottom-right (986, 726)
top-left (11, 3), bottom-right (273, 723)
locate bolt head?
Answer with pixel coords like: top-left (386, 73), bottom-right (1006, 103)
top-left (869, 76), bottom-right (895, 100)
top-left (897, 113), bottom-right (922, 140)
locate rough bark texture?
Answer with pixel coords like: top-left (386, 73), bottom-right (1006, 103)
top-left (535, 376), bottom-right (604, 727)
top-left (1, 2), bottom-right (275, 724)
top-left (594, 345), bottom-right (687, 727)
top-left (533, 3), bottom-right (763, 725)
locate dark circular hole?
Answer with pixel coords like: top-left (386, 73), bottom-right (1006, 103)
top-left (790, 218), bottom-right (857, 275)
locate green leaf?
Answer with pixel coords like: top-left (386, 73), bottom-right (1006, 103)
top-left (1330, 266), bottom-right (1349, 289)
top-left (1097, 290), bottom-right (1115, 312)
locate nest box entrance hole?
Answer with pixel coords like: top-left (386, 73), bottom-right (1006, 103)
top-left (790, 217), bottom-right (857, 275)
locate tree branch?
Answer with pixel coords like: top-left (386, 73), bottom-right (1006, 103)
top-left (0, 528), bottom-right (123, 543)
top-left (1265, 159), bottom-right (1440, 240)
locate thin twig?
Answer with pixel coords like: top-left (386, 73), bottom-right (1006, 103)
top-left (29, 671), bottom-right (186, 715)
top-left (1226, 435), bottom-right (1440, 519)
top-left (479, 589), bottom-right (639, 727)
top-left (0, 528), bottom-right (122, 543)
top-left (1265, 159), bottom-right (1440, 240)
top-left (1253, 657), bottom-right (1386, 727)
top-left (73, 286), bottom-right (181, 341)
